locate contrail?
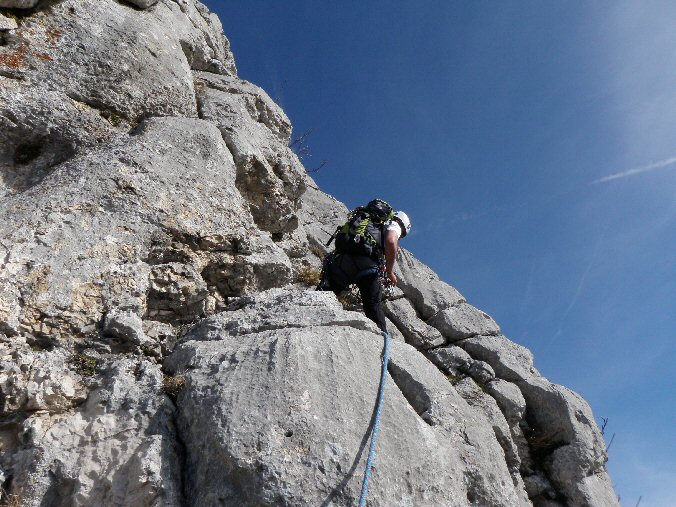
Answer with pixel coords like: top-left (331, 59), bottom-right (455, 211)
top-left (548, 226), bottom-right (606, 345)
top-left (591, 156), bottom-right (676, 184)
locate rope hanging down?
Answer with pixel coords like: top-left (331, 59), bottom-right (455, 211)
top-left (358, 330), bottom-right (391, 507)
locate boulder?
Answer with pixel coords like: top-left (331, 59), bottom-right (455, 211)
top-left (166, 290), bottom-right (529, 506)
top-left (486, 378), bottom-right (527, 424)
top-left (428, 302), bottom-right (501, 342)
top-left (467, 360), bottom-right (496, 384)
top-left (459, 334), bottom-right (538, 382)
top-left (518, 376), bottom-right (618, 507)
top-left (426, 344), bottom-right (473, 376)
top-left (103, 309), bottom-right (145, 344)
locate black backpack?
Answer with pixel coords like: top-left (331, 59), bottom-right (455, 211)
top-left (327, 199), bottom-right (395, 259)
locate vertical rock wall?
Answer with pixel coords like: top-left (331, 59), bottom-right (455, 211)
top-left (0, 1), bottom-right (618, 506)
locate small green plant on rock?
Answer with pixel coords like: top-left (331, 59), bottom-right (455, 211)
top-left (97, 108), bottom-right (127, 127)
top-left (71, 353), bottom-right (98, 377)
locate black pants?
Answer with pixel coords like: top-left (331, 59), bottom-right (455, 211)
top-left (320, 253), bottom-right (387, 331)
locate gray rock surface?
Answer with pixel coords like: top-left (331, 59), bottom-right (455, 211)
top-left (468, 359), bottom-right (496, 384)
top-left (426, 344), bottom-right (473, 375)
top-left (166, 290), bottom-right (529, 506)
top-left (4, 358), bottom-right (182, 506)
top-left (428, 302), bottom-right (501, 342)
top-left (0, 13), bottom-right (18, 29)
top-left (0, 337), bottom-right (84, 414)
top-left (459, 334), bottom-right (539, 381)
top-left (524, 472), bottom-right (557, 501)
top-left (395, 248), bottom-right (465, 319)
top-left (124, 0), bottom-right (158, 8)
top-left (0, 116), bottom-right (290, 343)
top-left (185, 289), bottom-right (381, 341)
top-left (518, 376), bottom-right (618, 506)
top-left (384, 296), bottom-right (445, 349)
top-left (486, 377), bottom-right (527, 424)
top-left (0, 1), bottom-right (618, 505)
top-left (384, 316), bottom-right (406, 342)
top-left (454, 377), bottom-right (529, 503)
top-left (297, 177), bottom-right (348, 250)
top-left (196, 71), bottom-right (306, 236)
top-left (0, 0), bottom-right (38, 8)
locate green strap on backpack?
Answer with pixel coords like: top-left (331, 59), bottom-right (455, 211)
top-left (326, 199), bottom-right (395, 259)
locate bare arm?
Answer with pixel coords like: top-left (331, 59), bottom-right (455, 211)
top-left (384, 229), bottom-right (399, 286)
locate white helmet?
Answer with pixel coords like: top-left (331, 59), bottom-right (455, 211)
top-left (393, 211), bottom-right (411, 238)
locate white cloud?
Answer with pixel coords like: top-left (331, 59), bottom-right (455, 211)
top-left (591, 156), bottom-right (676, 184)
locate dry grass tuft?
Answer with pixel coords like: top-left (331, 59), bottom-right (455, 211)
top-left (296, 266), bottom-right (322, 287)
top-left (0, 487), bottom-right (21, 507)
top-left (336, 286), bottom-right (362, 310)
top-left (163, 374), bottom-right (186, 401)
top-left (309, 244), bottom-right (326, 259)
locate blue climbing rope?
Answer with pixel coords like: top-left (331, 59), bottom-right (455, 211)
top-left (358, 330), bottom-right (390, 507)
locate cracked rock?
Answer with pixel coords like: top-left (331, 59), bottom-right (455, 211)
top-left (0, 341), bottom-right (85, 414)
top-left (384, 296), bottom-right (445, 349)
top-left (486, 378), bottom-right (526, 424)
top-left (426, 344), bottom-right (473, 375)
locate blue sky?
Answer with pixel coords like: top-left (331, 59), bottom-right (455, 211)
top-left (205, 2), bottom-right (676, 505)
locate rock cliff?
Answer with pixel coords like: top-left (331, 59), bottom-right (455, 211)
top-left (0, 1), bottom-right (618, 506)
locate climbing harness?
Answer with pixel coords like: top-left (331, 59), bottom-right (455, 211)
top-left (358, 330), bottom-right (391, 507)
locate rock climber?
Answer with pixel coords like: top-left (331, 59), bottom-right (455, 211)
top-left (317, 199), bottom-right (412, 331)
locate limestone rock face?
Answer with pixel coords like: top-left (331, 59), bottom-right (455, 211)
top-left (0, 1), bottom-right (618, 506)
top-left (0, 116), bottom-right (291, 345)
top-left (6, 358), bottom-right (182, 506)
top-left (395, 248), bottom-right (465, 319)
top-left (384, 296), bottom-right (445, 349)
top-left (0, 13), bottom-right (18, 29)
top-left (166, 289), bottom-right (528, 507)
top-left (0, 337), bottom-right (85, 414)
top-left (195, 71), bottom-right (306, 236)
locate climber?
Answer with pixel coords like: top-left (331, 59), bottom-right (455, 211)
top-left (317, 199), bottom-right (412, 331)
